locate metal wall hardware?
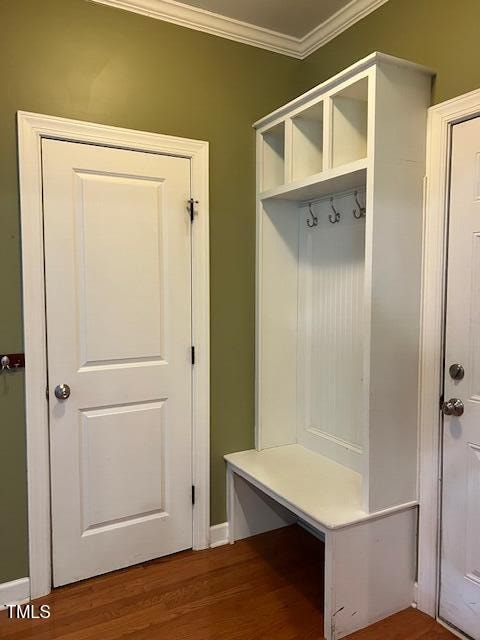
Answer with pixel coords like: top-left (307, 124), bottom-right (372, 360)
top-left (353, 191), bottom-right (366, 219)
top-left (0, 353), bottom-right (25, 373)
top-left (307, 203), bottom-right (318, 228)
top-left (329, 198), bottom-right (341, 224)
top-left (303, 189), bottom-right (366, 228)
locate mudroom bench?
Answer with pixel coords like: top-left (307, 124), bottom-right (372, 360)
top-left (225, 446), bottom-right (417, 640)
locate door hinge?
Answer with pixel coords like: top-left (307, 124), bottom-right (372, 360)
top-left (188, 198), bottom-right (198, 223)
top-left (191, 345), bottom-right (195, 365)
top-left (192, 485), bottom-right (196, 505)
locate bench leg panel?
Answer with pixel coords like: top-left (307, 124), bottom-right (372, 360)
top-left (326, 508), bottom-right (417, 639)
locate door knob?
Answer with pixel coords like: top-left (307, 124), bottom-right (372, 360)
top-left (442, 398), bottom-right (464, 417)
top-left (54, 384), bottom-right (71, 400)
top-left (449, 363), bottom-right (465, 380)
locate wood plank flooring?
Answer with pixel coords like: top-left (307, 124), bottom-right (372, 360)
top-left (0, 526), bottom-right (456, 640)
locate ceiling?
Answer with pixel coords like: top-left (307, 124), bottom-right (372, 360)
top-left (92, 0), bottom-right (388, 58)
top-left (178, 0), bottom-right (352, 39)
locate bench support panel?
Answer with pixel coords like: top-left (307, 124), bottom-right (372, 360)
top-left (226, 467), bottom-right (295, 542)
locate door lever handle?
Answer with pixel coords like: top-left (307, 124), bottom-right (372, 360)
top-left (442, 398), bottom-right (464, 417)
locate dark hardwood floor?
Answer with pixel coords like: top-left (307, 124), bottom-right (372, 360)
top-left (346, 608), bottom-right (456, 640)
top-left (0, 526), bottom-right (455, 639)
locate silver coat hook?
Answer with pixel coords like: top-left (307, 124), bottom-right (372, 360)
top-left (329, 198), bottom-right (341, 224)
top-left (353, 190), bottom-right (366, 219)
top-left (1, 356), bottom-right (11, 374)
top-left (307, 202), bottom-right (318, 228)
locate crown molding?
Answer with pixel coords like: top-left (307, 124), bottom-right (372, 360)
top-left (89, 0), bottom-right (303, 58)
top-left (89, 0), bottom-right (389, 59)
top-left (301, 0), bottom-right (389, 58)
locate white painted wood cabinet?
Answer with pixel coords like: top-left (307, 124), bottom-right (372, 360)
top-left (226, 52), bottom-right (434, 639)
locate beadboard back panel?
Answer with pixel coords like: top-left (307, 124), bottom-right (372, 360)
top-left (297, 189), bottom-right (366, 471)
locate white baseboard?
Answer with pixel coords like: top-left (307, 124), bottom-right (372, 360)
top-left (210, 522), bottom-right (229, 548)
top-left (0, 530), bottom-right (229, 607)
top-left (0, 578), bottom-right (30, 610)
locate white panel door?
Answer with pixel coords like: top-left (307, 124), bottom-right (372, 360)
top-left (42, 138), bottom-right (193, 587)
top-left (440, 117), bottom-right (480, 639)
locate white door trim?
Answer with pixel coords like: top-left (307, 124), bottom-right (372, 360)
top-left (17, 111), bottom-right (210, 600)
top-left (418, 88), bottom-right (480, 617)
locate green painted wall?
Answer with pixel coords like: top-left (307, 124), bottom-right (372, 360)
top-left (298, 0), bottom-right (480, 104)
top-left (3, 0), bottom-right (480, 585)
top-left (0, 0), bottom-right (299, 583)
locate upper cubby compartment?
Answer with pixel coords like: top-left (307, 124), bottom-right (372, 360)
top-left (292, 102), bottom-right (324, 180)
top-left (261, 122), bottom-right (285, 191)
top-left (331, 77), bottom-right (368, 168)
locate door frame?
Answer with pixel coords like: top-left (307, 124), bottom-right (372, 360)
top-left (418, 88), bottom-right (480, 620)
top-left (17, 111), bottom-right (210, 599)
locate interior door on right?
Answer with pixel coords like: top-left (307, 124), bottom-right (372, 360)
top-left (440, 116), bottom-right (480, 639)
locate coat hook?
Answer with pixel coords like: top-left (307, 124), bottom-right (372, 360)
top-left (329, 198), bottom-right (341, 224)
top-left (307, 202), bottom-right (318, 228)
top-left (1, 356), bottom-right (11, 374)
top-left (353, 190), bottom-right (366, 219)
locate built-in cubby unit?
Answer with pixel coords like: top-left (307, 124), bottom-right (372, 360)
top-left (261, 122), bottom-right (285, 190)
top-left (292, 102), bottom-right (324, 179)
top-left (331, 77), bottom-right (368, 167)
top-left (226, 53), bottom-right (434, 640)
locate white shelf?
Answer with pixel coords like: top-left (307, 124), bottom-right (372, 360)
top-left (259, 158), bottom-right (367, 203)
